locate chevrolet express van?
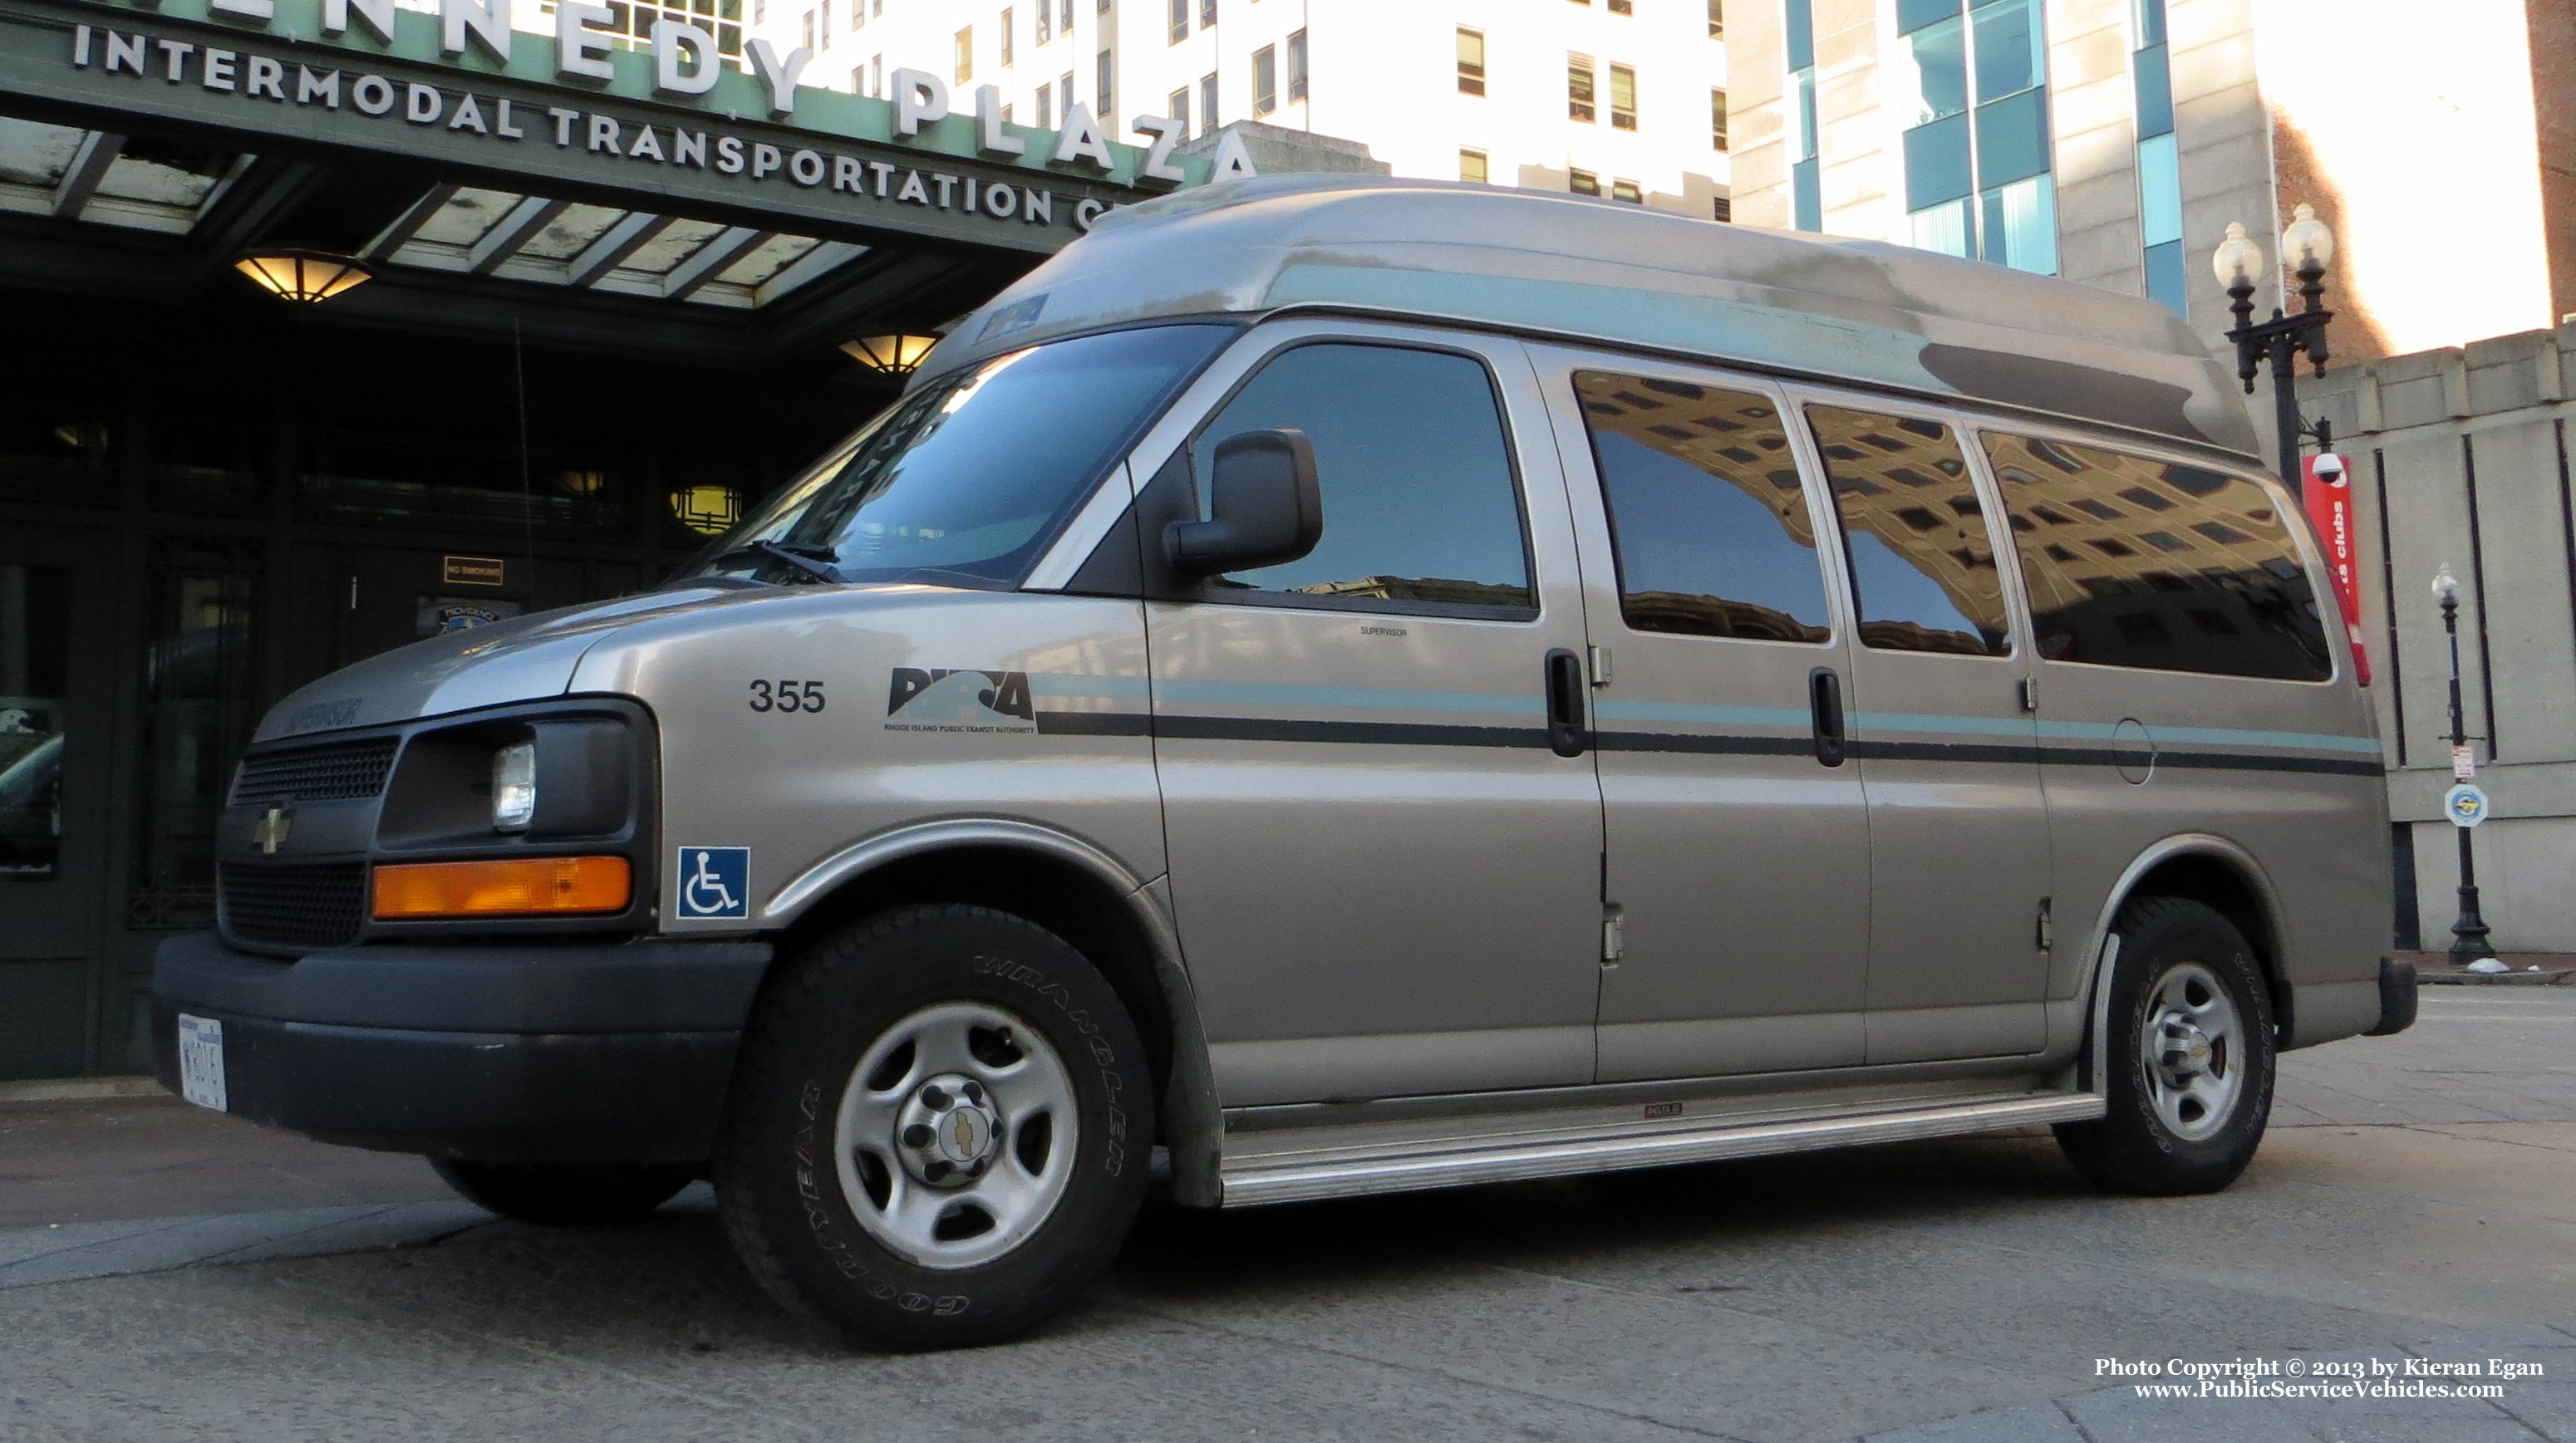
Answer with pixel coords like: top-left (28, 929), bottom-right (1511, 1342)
top-left (155, 174), bottom-right (2416, 1349)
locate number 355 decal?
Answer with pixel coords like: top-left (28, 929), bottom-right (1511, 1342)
top-left (748, 680), bottom-right (826, 713)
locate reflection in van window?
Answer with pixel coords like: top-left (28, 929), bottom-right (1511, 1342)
top-left (682, 324), bottom-right (1234, 590)
top-left (1195, 344), bottom-right (1536, 616)
top-left (1576, 373), bottom-right (1830, 642)
top-left (1983, 433), bottom-right (2332, 680)
top-left (1805, 405), bottom-right (2012, 655)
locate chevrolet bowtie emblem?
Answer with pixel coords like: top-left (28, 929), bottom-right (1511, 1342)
top-left (252, 803), bottom-right (293, 856)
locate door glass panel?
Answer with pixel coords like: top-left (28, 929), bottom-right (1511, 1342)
top-left (1193, 343), bottom-right (1536, 616)
top-left (1576, 372), bottom-right (1830, 641)
top-left (0, 565), bottom-right (71, 882)
top-left (1982, 431), bottom-right (2333, 680)
top-left (1806, 404), bottom-right (2013, 656)
top-left (130, 541), bottom-right (258, 929)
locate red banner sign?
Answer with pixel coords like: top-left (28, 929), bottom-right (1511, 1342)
top-left (2302, 454), bottom-right (2369, 685)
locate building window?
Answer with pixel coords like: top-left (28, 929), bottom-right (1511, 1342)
top-left (1711, 88), bottom-right (1728, 150)
top-left (800, 8), bottom-right (815, 53)
top-left (1060, 0), bottom-right (1073, 36)
top-left (1708, 0), bottom-right (1723, 36)
top-left (1000, 102), bottom-right (1013, 122)
top-left (1287, 28), bottom-right (1306, 102)
top-left (1787, 0), bottom-right (1818, 230)
top-left (819, 1), bottom-right (832, 41)
top-left (1568, 53), bottom-right (1595, 123)
top-left (753, 0), bottom-right (764, 22)
top-left (1460, 147), bottom-right (1487, 183)
top-left (1199, 71), bottom-right (1217, 133)
top-left (1609, 0), bottom-right (1632, 12)
top-left (1457, 27), bottom-right (1485, 96)
top-left (1036, 81), bottom-right (1052, 128)
top-left (1096, 48), bottom-right (1113, 115)
top-left (1252, 45), bottom-right (1276, 115)
top-left (1713, 194), bottom-right (1733, 221)
top-left (1570, 169), bottom-right (1600, 195)
top-left (869, 53), bottom-right (882, 94)
top-left (1035, 2), bottom-right (1049, 43)
top-left (850, 64), bottom-right (865, 91)
top-left (2132, 0), bottom-right (2183, 312)
top-left (955, 27), bottom-right (973, 81)
top-left (1610, 63), bottom-right (1636, 130)
top-left (850, 0), bottom-right (863, 27)
top-left (1062, 68), bottom-right (1076, 109)
top-left (1611, 178), bottom-right (1643, 203)
top-left (1199, 0), bottom-right (1215, 24)
top-left (1168, 0), bottom-right (1187, 43)
top-left (1897, 0), bottom-right (2056, 275)
top-left (1171, 86), bottom-right (1191, 135)
top-left (1000, 7), bottom-right (1014, 66)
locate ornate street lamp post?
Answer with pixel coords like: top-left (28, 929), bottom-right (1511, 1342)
top-left (2214, 205), bottom-right (2336, 489)
top-left (2431, 566), bottom-right (2497, 964)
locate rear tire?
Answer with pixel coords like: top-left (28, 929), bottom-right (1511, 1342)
top-left (2054, 896), bottom-right (2275, 1195)
top-left (432, 1159), bottom-right (693, 1225)
top-left (714, 905), bottom-right (1153, 1351)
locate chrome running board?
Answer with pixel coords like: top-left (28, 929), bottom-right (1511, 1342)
top-left (1217, 1087), bottom-right (2105, 1207)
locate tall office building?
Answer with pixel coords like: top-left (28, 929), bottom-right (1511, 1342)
top-left (1729, 0), bottom-right (2575, 367)
top-left (760, 0), bottom-right (1734, 217)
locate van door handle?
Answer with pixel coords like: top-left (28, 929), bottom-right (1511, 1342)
top-left (1544, 648), bottom-right (1589, 758)
top-left (1809, 667), bottom-right (1846, 768)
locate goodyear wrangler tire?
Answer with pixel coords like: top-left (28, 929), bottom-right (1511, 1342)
top-left (714, 905), bottom-right (1153, 1350)
top-left (2053, 896), bottom-right (2276, 1196)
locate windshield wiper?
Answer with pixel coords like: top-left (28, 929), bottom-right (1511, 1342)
top-left (712, 540), bottom-right (847, 585)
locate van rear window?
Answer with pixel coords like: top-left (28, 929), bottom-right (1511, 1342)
top-left (1982, 432), bottom-right (2332, 681)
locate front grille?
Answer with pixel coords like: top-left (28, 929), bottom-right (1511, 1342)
top-left (230, 738), bottom-right (400, 806)
top-left (219, 862), bottom-right (369, 950)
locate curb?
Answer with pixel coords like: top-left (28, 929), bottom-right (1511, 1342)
top-left (2419, 968), bottom-right (2576, 985)
top-left (0, 1076), bottom-right (164, 1105)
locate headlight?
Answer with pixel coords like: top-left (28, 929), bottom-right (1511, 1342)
top-left (491, 741), bottom-right (537, 832)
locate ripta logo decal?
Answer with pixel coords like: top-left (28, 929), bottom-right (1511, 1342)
top-left (885, 668), bottom-right (1038, 734)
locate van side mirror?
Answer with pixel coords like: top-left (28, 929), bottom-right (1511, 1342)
top-left (1163, 429), bottom-right (1323, 577)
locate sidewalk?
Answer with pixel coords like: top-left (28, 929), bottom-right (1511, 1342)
top-left (0, 1089), bottom-right (453, 1229)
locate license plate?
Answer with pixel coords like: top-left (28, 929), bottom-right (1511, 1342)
top-left (176, 1014), bottom-right (229, 1112)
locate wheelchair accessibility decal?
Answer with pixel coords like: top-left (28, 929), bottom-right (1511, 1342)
top-left (884, 668), bottom-right (1037, 734)
top-left (676, 847), bottom-right (752, 919)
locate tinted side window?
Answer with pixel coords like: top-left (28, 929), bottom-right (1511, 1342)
top-left (1983, 432), bottom-right (2332, 680)
top-left (1576, 372), bottom-right (1830, 643)
top-left (1194, 344), bottom-right (1536, 616)
top-left (1805, 404), bottom-right (2013, 656)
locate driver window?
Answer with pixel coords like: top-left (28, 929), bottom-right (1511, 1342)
top-left (1191, 343), bottom-right (1537, 618)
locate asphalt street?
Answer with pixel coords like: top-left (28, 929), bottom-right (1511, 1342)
top-left (4, 988), bottom-right (2573, 1442)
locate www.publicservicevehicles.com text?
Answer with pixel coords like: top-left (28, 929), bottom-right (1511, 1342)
top-left (2096, 1356), bottom-right (2541, 1400)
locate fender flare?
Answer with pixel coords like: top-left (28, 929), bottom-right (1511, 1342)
top-left (2072, 833), bottom-right (2288, 1090)
top-left (764, 818), bottom-right (1225, 1208)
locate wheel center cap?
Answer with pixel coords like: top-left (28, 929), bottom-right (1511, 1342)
top-left (2160, 1018), bottom-right (2214, 1077)
top-left (895, 1072), bottom-right (1004, 1187)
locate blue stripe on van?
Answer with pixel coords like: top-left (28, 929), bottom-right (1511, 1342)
top-left (1152, 678), bottom-right (1545, 717)
top-left (1032, 675), bottom-right (2380, 761)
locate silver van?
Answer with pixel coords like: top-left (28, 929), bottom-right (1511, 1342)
top-left (155, 175), bottom-right (2416, 1349)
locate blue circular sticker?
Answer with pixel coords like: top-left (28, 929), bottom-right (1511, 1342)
top-left (2444, 783), bottom-right (2490, 828)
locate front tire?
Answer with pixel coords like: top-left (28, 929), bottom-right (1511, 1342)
top-left (2054, 896), bottom-right (2275, 1195)
top-left (715, 905), bottom-right (1153, 1350)
top-left (431, 1159), bottom-right (693, 1225)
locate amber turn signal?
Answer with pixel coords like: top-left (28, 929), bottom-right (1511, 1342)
top-left (372, 856), bottom-right (631, 920)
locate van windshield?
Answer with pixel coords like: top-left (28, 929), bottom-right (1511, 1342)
top-left (677, 323), bottom-right (1234, 589)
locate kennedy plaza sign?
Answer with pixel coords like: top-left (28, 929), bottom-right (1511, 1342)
top-left (0, 0), bottom-right (1250, 252)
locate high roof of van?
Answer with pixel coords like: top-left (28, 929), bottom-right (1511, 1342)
top-left (922, 174), bottom-right (2264, 459)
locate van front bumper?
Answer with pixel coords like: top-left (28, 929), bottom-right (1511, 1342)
top-left (150, 932), bottom-right (771, 1165)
